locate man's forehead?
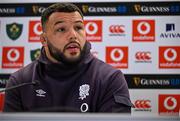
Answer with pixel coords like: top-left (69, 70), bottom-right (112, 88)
top-left (48, 11), bottom-right (83, 23)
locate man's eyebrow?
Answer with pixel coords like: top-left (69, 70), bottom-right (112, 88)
top-left (54, 21), bottom-right (64, 26)
top-left (54, 20), bottom-right (83, 26)
top-left (74, 20), bottom-right (83, 24)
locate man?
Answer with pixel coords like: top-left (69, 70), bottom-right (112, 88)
top-left (3, 3), bottom-right (133, 112)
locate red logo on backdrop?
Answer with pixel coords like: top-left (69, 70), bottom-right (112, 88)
top-left (134, 99), bottom-right (152, 111)
top-left (106, 47), bottom-right (128, 68)
top-left (135, 100), bottom-right (151, 108)
top-left (159, 46), bottom-right (180, 68)
top-left (29, 20), bottom-right (42, 42)
top-left (84, 20), bottom-right (102, 42)
top-left (109, 25), bottom-right (125, 36)
top-left (133, 20), bottom-right (155, 42)
top-left (135, 51), bottom-right (151, 62)
top-left (159, 94), bottom-right (180, 116)
top-left (2, 47), bottom-right (24, 68)
top-left (0, 93), bottom-right (5, 112)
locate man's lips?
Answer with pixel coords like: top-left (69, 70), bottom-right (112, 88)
top-left (65, 43), bottom-right (80, 53)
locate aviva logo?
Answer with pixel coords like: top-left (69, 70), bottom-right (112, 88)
top-left (6, 22), bottom-right (23, 40)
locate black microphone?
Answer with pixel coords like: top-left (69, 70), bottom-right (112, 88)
top-left (0, 80), bottom-right (40, 93)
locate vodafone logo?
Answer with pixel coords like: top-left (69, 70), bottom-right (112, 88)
top-left (164, 96), bottom-right (177, 110)
top-left (7, 48), bottom-right (20, 62)
top-left (133, 20), bottom-right (155, 42)
top-left (135, 51), bottom-right (151, 62)
top-left (29, 20), bottom-right (42, 42)
top-left (85, 22), bottom-right (98, 35)
top-left (159, 94), bottom-right (180, 116)
top-left (33, 22), bottom-right (42, 35)
top-left (164, 48), bottom-right (177, 62)
top-left (110, 48), bottom-right (124, 62)
top-left (2, 47), bottom-right (24, 68)
top-left (159, 46), bottom-right (180, 68)
top-left (109, 25), bottom-right (125, 33)
top-left (137, 22), bottom-right (150, 35)
top-left (106, 47), bottom-right (128, 68)
top-left (84, 20), bottom-right (102, 42)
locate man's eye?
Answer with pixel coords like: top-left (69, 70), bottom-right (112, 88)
top-left (75, 26), bottom-right (83, 31)
top-left (57, 28), bottom-right (65, 32)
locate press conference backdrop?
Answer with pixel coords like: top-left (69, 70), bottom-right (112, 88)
top-left (0, 0), bottom-right (180, 116)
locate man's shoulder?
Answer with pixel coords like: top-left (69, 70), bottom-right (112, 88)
top-left (92, 58), bottom-right (118, 72)
top-left (11, 60), bottom-right (39, 82)
top-left (91, 58), bottom-right (121, 77)
top-left (90, 58), bottom-right (126, 93)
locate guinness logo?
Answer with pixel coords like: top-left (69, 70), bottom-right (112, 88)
top-left (32, 6), bottom-right (39, 14)
top-left (133, 77), bottom-right (141, 86)
top-left (32, 5), bottom-right (46, 14)
top-left (82, 5), bottom-right (89, 13)
top-left (134, 4), bottom-right (141, 13)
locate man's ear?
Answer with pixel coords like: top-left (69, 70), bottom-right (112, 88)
top-left (40, 33), bottom-right (47, 46)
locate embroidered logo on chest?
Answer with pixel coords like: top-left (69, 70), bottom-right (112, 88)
top-left (79, 84), bottom-right (90, 100)
top-left (35, 89), bottom-right (46, 97)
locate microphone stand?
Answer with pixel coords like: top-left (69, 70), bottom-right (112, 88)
top-left (0, 81), bottom-right (38, 93)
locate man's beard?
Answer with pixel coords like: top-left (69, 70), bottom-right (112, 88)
top-left (47, 40), bottom-right (87, 65)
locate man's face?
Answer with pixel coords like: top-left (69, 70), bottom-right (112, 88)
top-left (43, 11), bottom-right (86, 63)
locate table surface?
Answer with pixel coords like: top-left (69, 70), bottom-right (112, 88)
top-left (0, 113), bottom-right (179, 121)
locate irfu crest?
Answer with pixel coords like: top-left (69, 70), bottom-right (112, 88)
top-left (30, 48), bottom-right (41, 61)
top-left (6, 22), bottom-right (23, 40)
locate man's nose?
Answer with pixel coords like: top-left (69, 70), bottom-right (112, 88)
top-left (68, 28), bottom-right (77, 41)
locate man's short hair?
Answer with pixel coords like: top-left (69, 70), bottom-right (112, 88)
top-left (41, 3), bottom-right (83, 31)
